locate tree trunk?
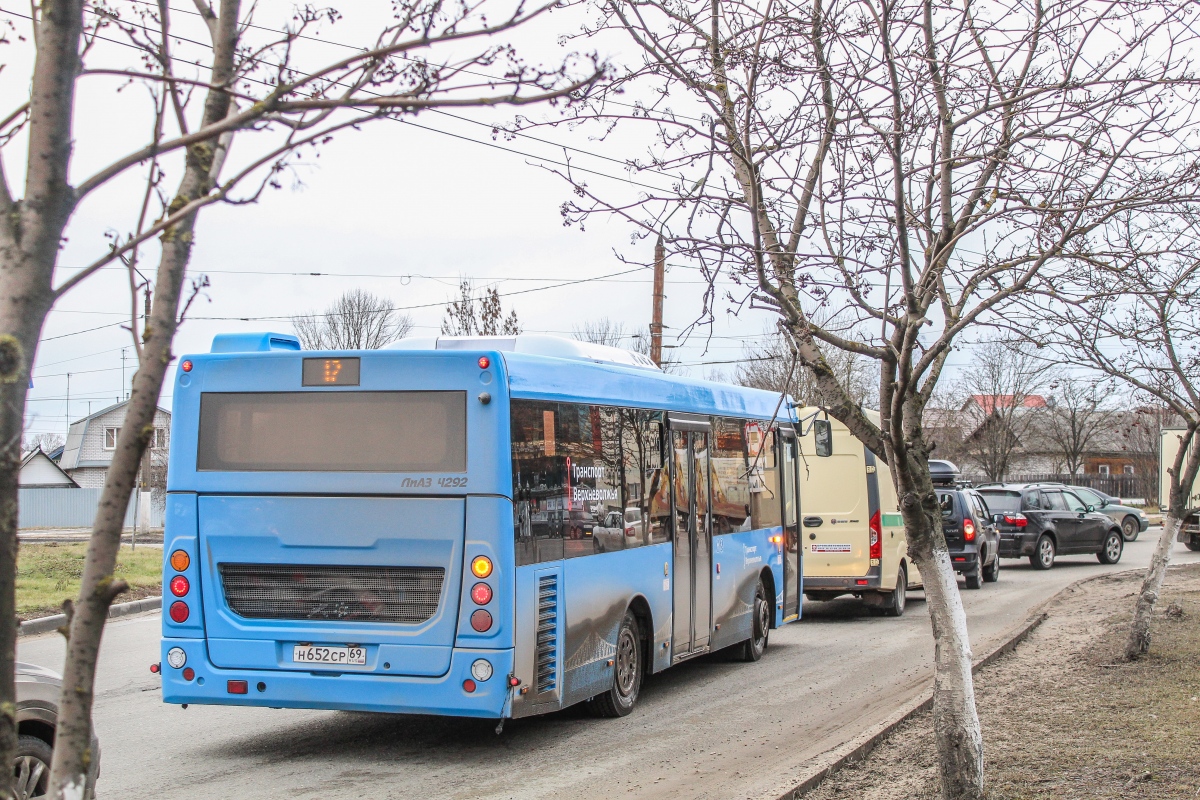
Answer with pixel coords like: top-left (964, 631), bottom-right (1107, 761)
top-left (1125, 512), bottom-right (1180, 660)
top-left (897, 462), bottom-right (984, 800)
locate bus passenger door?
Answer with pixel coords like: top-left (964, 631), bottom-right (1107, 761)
top-left (780, 431), bottom-right (801, 621)
top-left (671, 423), bottom-right (712, 659)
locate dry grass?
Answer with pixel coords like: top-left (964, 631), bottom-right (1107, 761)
top-left (805, 564), bottom-right (1200, 800)
top-left (16, 542), bottom-right (162, 621)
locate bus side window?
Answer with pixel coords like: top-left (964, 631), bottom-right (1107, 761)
top-left (620, 410), bottom-right (669, 546)
top-left (510, 400), bottom-right (566, 566)
top-left (711, 417), bottom-right (751, 534)
top-left (749, 428), bottom-right (782, 529)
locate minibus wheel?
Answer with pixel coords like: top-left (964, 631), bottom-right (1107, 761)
top-left (586, 610), bottom-right (643, 718)
top-left (881, 565), bottom-right (907, 617)
top-left (739, 580), bottom-right (770, 662)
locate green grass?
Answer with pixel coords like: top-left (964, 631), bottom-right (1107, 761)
top-left (16, 543), bottom-right (163, 620)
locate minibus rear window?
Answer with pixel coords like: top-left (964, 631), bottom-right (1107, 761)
top-left (197, 391), bottom-right (466, 472)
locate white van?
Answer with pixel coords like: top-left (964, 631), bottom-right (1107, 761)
top-left (797, 409), bottom-right (921, 615)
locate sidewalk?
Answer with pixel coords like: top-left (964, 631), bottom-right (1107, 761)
top-left (18, 527), bottom-right (164, 544)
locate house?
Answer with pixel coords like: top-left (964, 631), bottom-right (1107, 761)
top-left (58, 401), bottom-right (171, 489)
top-left (961, 394), bottom-right (1049, 413)
top-left (19, 449), bottom-right (79, 488)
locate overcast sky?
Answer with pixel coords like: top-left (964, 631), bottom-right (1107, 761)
top-left (3, 0), bottom-right (979, 441)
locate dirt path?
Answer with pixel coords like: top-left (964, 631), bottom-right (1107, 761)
top-left (804, 563), bottom-right (1200, 800)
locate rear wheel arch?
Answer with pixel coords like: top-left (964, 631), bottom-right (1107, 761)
top-left (17, 719), bottom-right (54, 747)
top-left (759, 567), bottom-right (777, 628)
top-left (627, 594), bottom-right (654, 674)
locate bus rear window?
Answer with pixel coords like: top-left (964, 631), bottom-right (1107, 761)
top-left (197, 391), bottom-right (466, 472)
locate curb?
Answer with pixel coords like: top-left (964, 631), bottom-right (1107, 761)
top-left (19, 596), bottom-right (162, 638)
top-left (774, 570), bottom-right (1133, 800)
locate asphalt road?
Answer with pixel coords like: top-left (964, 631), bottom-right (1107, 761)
top-left (19, 531), bottom-right (1199, 800)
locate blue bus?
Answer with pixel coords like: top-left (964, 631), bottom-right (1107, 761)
top-left (160, 333), bottom-right (802, 720)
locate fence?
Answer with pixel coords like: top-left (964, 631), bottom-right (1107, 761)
top-left (968, 473), bottom-right (1144, 502)
top-left (18, 488), bottom-right (164, 529)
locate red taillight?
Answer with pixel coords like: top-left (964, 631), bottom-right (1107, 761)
top-left (150, 663), bottom-right (160, 674)
top-left (182, 668), bottom-right (195, 681)
top-left (477, 356), bottom-right (490, 369)
top-left (1004, 514), bottom-right (1028, 528)
top-left (856, 579), bottom-right (869, 585)
top-left (227, 680), bottom-right (248, 694)
top-left (963, 519), bottom-right (976, 541)
top-left (181, 360), bottom-right (193, 372)
top-left (470, 609), bottom-right (493, 632)
top-left (170, 575), bottom-right (189, 597)
top-left (169, 601), bottom-right (190, 623)
top-left (869, 511), bottom-right (882, 560)
top-left (625, 526), bottom-right (635, 536)
top-left (463, 679), bottom-right (477, 693)
top-left (471, 582), bottom-right (493, 605)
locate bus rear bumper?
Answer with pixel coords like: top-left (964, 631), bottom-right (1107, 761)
top-left (160, 638), bottom-right (514, 718)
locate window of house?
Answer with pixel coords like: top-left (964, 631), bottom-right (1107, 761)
top-left (104, 427), bottom-right (118, 449)
top-left (1124, 465), bottom-right (1134, 475)
top-left (153, 427), bottom-right (168, 449)
top-left (1098, 464), bottom-right (1110, 476)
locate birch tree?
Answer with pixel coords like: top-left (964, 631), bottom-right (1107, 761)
top-left (534, 0), bottom-right (1200, 796)
top-left (1029, 238), bottom-right (1200, 660)
top-left (0, 2), bottom-right (599, 797)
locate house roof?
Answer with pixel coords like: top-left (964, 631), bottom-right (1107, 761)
top-left (19, 448), bottom-right (79, 488)
top-left (965, 394), bottom-right (1048, 414)
top-left (59, 400), bottom-right (171, 470)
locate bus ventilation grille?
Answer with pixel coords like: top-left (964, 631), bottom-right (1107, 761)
top-left (218, 563), bottom-right (444, 624)
top-left (536, 575), bottom-right (558, 693)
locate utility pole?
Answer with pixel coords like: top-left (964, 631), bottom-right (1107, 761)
top-left (121, 348), bottom-right (128, 400)
top-left (65, 373), bottom-right (70, 435)
top-left (650, 235), bottom-right (665, 367)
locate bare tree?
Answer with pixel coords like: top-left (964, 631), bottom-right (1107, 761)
top-left (442, 280), bottom-right (521, 336)
top-left (539, 0), bottom-right (1200, 796)
top-left (734, 330), bottom-right (876, 409)
top-left (0, 1), bottom-right (599, 795)
top-left (1118, 403), bottom-right (1178, 506)
top-left (1040, 375), bottom-right (1115, 477)
top-left (292, 289), bottom-right (414, 351)
top-left (1031, 237), bottom-right (1200, 660)
top-left (21, 433), bottom-right (64, 455)
top-left (957, 341), bottom-right (1045, 482)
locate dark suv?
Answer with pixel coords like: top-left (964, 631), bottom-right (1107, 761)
top-left (930, 461), bottom-right (1001, 589)
top-left (976, 483), bottom-right (1125, 570)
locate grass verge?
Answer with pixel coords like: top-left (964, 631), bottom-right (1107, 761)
top-left (17, 542), bottom-right (162, 621)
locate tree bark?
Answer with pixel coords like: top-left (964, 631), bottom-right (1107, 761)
top-left (46, 5), bottom-right (238, 797)
top-left (895, 456), bottom-right (984, 800)
top-left (1125, 513), bottom-right (1180, 660)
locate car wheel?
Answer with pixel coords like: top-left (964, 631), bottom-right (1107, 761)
top-left (1187, 537), bottom-right (1200, 552)
top-left (882, 565), bottom-right (908, 617)
top-left (739, 580), bottom-right (770, 661)
top-left (1121, 516), bottom-right (1139, 542)
top-left (1098, 529), bottom-right (1124, 564)
top-left (1029, 535), bottom-right (1056, 570)
top-left (13, 734), bottom-right (52, 800)
top-left (586, 610), bottom-right (643, 717)
top-left (982, 553), bottom-right (1000, 583)
top-left (964, 560), bottom-right (983, 590)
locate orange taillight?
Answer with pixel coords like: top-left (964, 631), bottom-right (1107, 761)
top-left (170, 550), bottom-right (190, 572)
top-left (471, 556), bottom-right (493, 579)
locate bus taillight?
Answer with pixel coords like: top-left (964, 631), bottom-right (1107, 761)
top-left (471, 583), bottom-right (492, 605)
top-left (470, 609), bottom-right (493, 632)
top-left (170, 576), bottom-right (189, 597)
top-left (471, 556), bottom-right (493, 579)
top-left (169, 601), bottom-right (190, 623)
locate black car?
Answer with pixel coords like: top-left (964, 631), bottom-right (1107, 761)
top-left (976, 483), bottom-right (1125, 569)
top-left (930, 461), bottom-right (1001, 589)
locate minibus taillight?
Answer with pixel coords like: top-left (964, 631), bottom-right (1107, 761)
top-left (169, 601), bottom-right (190, 623)
top-left (963, 519), bottom-right (976, 541)
top-left (471, 583), bottom-right (493, 605)
top-left (170, 576), bottom-right (189, 597)
top-left (869, 511), bottom-right (882, 560)
top-left (1003, 514), bottom-right (1028, 528)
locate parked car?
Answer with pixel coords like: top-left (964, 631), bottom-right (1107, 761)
top-left (15, 661), bottom-right (101, 799)
top-left (1064, 486), bottom-right (1149, 541)
top-left (592, 509), bottom-right (641, 552)
top-left (930, 461), bottom-right (1001, 589)
top-left (976, 483), bottom-right (1125, 569)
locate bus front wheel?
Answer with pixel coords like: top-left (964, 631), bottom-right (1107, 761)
top-left (739, 580), bottom-right (770, 662)
top-left (587, 610), bottom-right (643, 718)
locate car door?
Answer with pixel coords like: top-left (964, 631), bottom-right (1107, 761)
top-left (969, 492), bottom-right (998, 556)
top-left (1062, 489), bottom-right (1105, 549)
top-left (1041, 490), bottom-right (1080, 551)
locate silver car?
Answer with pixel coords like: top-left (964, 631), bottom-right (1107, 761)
top-left (15, 661), bottom-right (100, 799)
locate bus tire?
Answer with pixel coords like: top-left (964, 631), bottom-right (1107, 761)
top-left (739, 580), bottom-right (770, 662)
top-left (586, 610), bottom-right (642, 718)
top-left (881, 565), bottom-right (907, 617)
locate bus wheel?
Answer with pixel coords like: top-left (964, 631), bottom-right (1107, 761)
top-left (586, 610), bottom-right (642, 718)
top-left (740, 580), bottom-right (770, 662)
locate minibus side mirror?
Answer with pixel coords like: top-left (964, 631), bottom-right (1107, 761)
top-left (813, 419), bottom-right (833, 458)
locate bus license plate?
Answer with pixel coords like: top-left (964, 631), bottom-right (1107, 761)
top-left (292, 645), bottom-right (366, 666)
